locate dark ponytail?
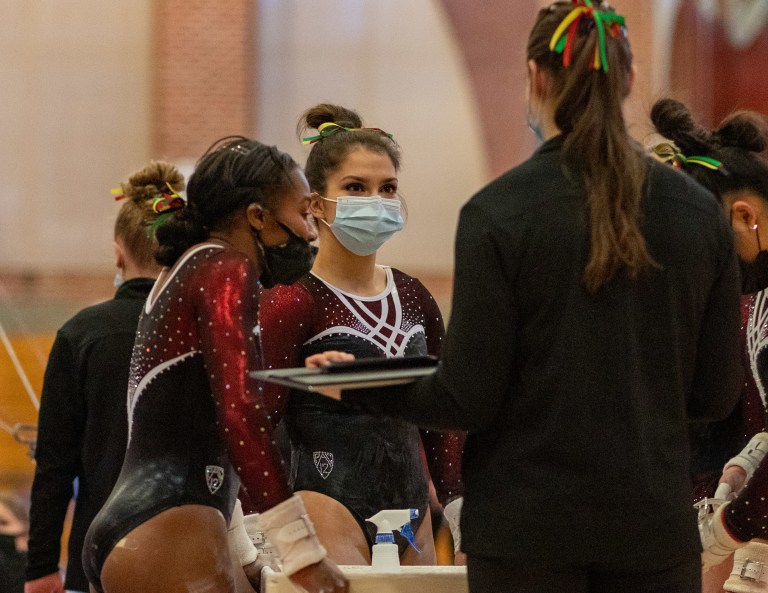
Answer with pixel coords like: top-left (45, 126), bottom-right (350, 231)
top-left (527, 1), bottom-right (651, 293)
top-left (155, 136), bottom-right (299, 267)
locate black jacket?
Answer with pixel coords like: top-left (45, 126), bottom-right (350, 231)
top-left (344, 136), bottom-right (742, 568)
top-left (26, 278), bottom-right (153, 591)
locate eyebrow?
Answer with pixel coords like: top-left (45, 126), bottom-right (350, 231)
top-left (339, 175), bottom-right (398, 183)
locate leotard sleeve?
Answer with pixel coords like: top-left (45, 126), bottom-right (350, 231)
top-left (192, 251), bottom-right (292, 513)
top-left (258, 282), bottom-right (315, 409)
top-left (724, 455), bottom-right (768, 541)
top-left (415, 281), bottom-right (466, 505)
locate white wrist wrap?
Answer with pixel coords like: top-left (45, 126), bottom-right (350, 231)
top-left (443, 497), bottom-right (463, 553)
top-left (256, 495), bottom-right (326, 576)
top-left (726, 541), bottom-right (768, 592)
top-left (227, 499), bottom-right (258, 566)
top-left (700, 503), bottom-right (746, 571)
top-left (725, 433), bottom-right (768, 483)
top-left (243, 512), bottom-right (280, 563)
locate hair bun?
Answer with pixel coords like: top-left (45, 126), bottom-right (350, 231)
top-left (123, 160), bottom-right (185, 204)
top-left (650, 98), bottom-right (714, 154)
top-left (300, 103), bottom-right (363, 137)
top-left (717, 111), bottom-right (768, 153)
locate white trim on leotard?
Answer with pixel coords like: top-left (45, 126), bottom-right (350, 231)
top-left (306, 267), bottom-right (425, 358)
top-left (747, 289), bottom-right (768, 408)
top-left (145, 242), bottom-right (225, 314)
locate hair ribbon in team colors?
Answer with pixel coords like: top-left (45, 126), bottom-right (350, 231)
top-left (549, 0), bottom-right (626, 73)
top-left (112, 182), bottom-right (186, 235)
top-left (652, 143), bottom-right (728, 174)
top-left (302, 122), bottom-right (394, 145)
top-left (148, 182), bottom-right (186, 235)
top-left (110, 182), bottom-right (185, 210)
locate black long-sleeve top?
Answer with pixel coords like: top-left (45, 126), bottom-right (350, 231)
top-left (26, 278), bottom-right (154, 591)
top-left (343, 136), bottom-right (742, 569)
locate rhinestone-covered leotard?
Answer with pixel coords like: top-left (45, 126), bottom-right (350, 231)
top-left (83, 242), bottom-right (291, 590)
top-left (720, 290), bottom-right (768, 541)
top-left (260, 268), bottom-right (464, 552)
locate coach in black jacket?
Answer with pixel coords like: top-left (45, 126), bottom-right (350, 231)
top-left (345, 137), bottom-right (740, 583)
top-left (340, 4), bottom-right (742, 592)
top-left (25, 278), bottom-right (154, 592)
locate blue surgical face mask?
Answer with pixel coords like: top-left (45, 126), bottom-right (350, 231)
top-left (526, 103), bottom-right (544, 143)
top-left (321, 195), bottom-right (404, 256)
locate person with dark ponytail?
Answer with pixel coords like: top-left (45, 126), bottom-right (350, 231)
top-left (258, 103), bottom-right (465, 565)
top-left (82, 137), bottom-right (349, 593)
top-left (652, 99), bottom-right (768, 592)
top-left (23, 161), bottom-right (179, 593)
top-left (315, 3), bottom-right (742, 592)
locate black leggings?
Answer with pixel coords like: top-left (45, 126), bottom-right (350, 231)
top-left (466, 554), bottom-right (701, 593)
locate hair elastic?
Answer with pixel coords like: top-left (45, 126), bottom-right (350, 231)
top-left (151, 183), bottom-right (185, 214)
top-left (549, 0), bottom-right (626, 73)
top-left (302, 122), bottom-right (394, 145)
top-left (148, 183), bottom-right (186, 236)
top-left (652, 143), bottom-right (727, 173)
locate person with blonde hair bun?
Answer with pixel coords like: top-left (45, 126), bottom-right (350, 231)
top-left (25, 162), bottom-right (182, 593)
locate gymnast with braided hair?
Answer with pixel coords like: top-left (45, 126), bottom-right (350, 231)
top-left (82, 137), bottom-right (350, 593)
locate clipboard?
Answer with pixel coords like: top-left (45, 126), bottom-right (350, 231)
top-left (249, 356), bottom-right (437, 392)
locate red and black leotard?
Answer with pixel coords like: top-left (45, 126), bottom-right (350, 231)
top-left (260, 267), bottom-right (464, 552)
top-left (719, 289), bottom-right (768, 541)
top-left (691, 293), bottom-right (764, 502)
top-left (83, 242), bottom-right (291, 590)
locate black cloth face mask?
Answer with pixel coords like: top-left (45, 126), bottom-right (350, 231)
top-left (255, 221), bottom-right (317, 288)
top-left (740, 249), bottom-right (768, 294)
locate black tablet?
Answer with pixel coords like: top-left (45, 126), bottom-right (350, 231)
top-left (321, 355), bottom-right (438, 374)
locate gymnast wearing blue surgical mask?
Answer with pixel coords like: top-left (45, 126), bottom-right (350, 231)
top-left (318, 194), bottom-right (404, 256)
top-left (257, 103), bottom-right (466, 568)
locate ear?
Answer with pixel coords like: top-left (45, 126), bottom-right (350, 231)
top-left (114, 240), bottom-right (125, 270)
top-left (527, 59), bottom-right (548, 101)
top-left (246, 202), bottom-right (266, 231)
top-left (309, 192), bottom-right (326, 219)
top-left (731, 200), bottom-right (759, 233)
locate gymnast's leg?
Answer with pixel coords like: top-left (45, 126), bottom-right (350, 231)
top-left (400, 509), bottom-right (436, 566)
top-left (297, 490), bottom-right (371, 565)
top-left (702, 555), bottom-right (732, 593)
top-left (99, 504), bottom-right (237, 593)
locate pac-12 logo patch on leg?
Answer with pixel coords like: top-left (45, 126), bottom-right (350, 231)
top-left (313, 452), bottom-right (334, 479)
top-left (206, 465), bottom-right (225, 494)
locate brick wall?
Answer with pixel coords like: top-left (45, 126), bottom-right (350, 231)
top-left (152, 1), bottom-right (256, 162)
